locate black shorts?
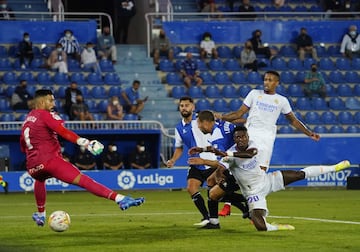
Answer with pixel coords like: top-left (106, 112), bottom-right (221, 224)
top-left (187, 166), bottom-right (216, 186)
top-left (218, 169), bottom-right (240, 193)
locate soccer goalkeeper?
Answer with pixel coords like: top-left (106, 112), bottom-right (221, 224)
top-left (20, 89), bottom-right (145, 227)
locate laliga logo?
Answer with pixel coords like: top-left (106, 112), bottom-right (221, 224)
top-left (19, 172), bottom-right (35, 191)
top-left (117, 171), bottom-right (136, 189)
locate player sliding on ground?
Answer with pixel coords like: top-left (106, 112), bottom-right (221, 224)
top-left (20, 89), bottom-right (145, 227)
top-left (204, 125), bottom-right (351, 231)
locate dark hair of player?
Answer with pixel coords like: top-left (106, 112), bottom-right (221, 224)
top-left (198, 110), bottom-right (214, 122)
top-left (34, 89), bottom-right (53, 98)
top-left (264, 70), bottom-right (280, 81)
top-left (179, 96), bottom-right (194, 104)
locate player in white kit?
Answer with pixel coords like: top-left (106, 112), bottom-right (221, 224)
top-left (208, 125), bottom-right (351, 231)
top-left (215, 70), bottom-right (321, 216)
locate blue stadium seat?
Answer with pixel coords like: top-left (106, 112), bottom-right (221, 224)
top-left (296, 97), bottom-right (312, 110)
top-left (287, 58), bottom-right (304, 71)
top-left (99, 59), bottom-right (115, 72)
top-left (87, 73), bottom-right (104, 85)
top-left (93, 113), bottom-right (104, 120)
top-left (91, 86), bottom-right (107, 99)
top-left (321, 111), bottom-right (337, 124)
top-left (232, 46), bottom-right (243, 58)
top-left (213, 99), bottom-right (229, 112)
top-left (295, 71), bottom-right (306, 83)
top-left (329, 125), bottom-right (344, 133)
top-left (319, 58), bottom-right (335, 70)
top-left (214, 72), bottom-right (232, 84)
top-left (37, 72), bottom-right (53, 85)
top-left (224, 59), bottom-right (241, 71)
top-left (238, 85), bottom-right (252, 97)
top-left (5, 86), bottom-right (15, 97)
top-left (53, 72), bottom-right (70, 85)
top-left (195, 99), bottom-right (212, 111)
top-left (104, 73), bottom-right (121, 85)
top-left (108, 86), bottom-right (122, 97)
top-left (0, 114), bottom-right (16, 122)
top-left (188, 86), bottom-right (204, 98)
top-left (55, 86), bottom-right (66, 99)
top-left (0, 99), bottom-right (11, 112)
top-left (329, 97), bottom-right (346, 110)
top-left (314, 45), bottom-right (327, 57)
top-left (68, 58), bottom-right (81, 72)
top-left (280, 71), bottom-right (296, 84)
top-left (303, 58), bottom-right (317, 69)
top-left (171, 46), bottom-right (182, 58)
top-left (247, 71), bottom-right (262, 84)
top-left (355, 112), bottom-right (360, 124)
top-left (287, 84), bottom-right (304, 97)
top-left (328, 71), bottom-right (345, 84)
top-left (13, 58), bottom-right (29, 71)
top-left (78, 86), bottom-right (90, 98)
top-left (325, 84), bottom-right (337, 97)
top-left (159, 59), bottom-right (175, 72)
top-left (32, 46), bottom-right (42, 58)
top-left (208, 59), bottom-right (225, 71)
top-left (184, 46), bottom-right (200, 55)
top-left (338, 111), bottom-right (355, 125)
top-left (8, 45), bottom-right (19, 58)
top-left (337, 84), bottom-right (353, 97)
top-left (54, 100), bottom-right (64, 113)
top-left (231, 72), bottom-right (247, 84)
top-left (166, 73), bottom-right (183, 85)
top-left (3, 72), bottom-right (18, 85)
top-left (304, 111), bottom-right (321, 124)
top-left (171, 86), bottom-right (187, 99)
top-left (344, 71), bottom-right (360, 83)
top-left (18, 72), bottom-right (36, 84)
top-left (217, 46), bottom-right (232, 58)
top-left (222, 85), bottom-right (238, 98)
top-left (0, 58), bottom-right (12, 70)
top-left (276, 85), bottom-right (287, 96)
top-left (313, 125), bottom-right (328, 134)
top-left (312, 97), bottom-right (328, 110)
top-left (17, 113), bottom-right (28, 121)
top-left (278, 125), bottom-right (294, 134)
top-left (353, 85), bottom-right (360, 96)
top-left (70, 73), bottom-right (87, 85)
top-left (195, 59), bottom-right (208, 71)
top-left (346, 125), bottom-right (360, 133)
top-left (31, 58), bottom-right (46, 71)
top-left (229, 99), bottom-right (242, 111)
top-left (327, 45), bottom-right (342, 57)
top-left (205, 85), bottom-right (222, 98)
top-left (0, 45), bottom-right (7, 58)
top-left (345, 97), bottom-right (360, 110)
top-left (279, 45), bottom-right (297, 57)
top-left (97, 100), bottom-right (109, 113)
top-left (123, 114), bottom-right (139, 120)
top-left (271, 58), bottom-right (287, 70)
top-left (85, 100), bottom-right (98, 113)
top-left (41, 46), bottom-right (54, 58)
top-left (335, 58), bottom-right (352, 70)
top-left (351, 58), bottom-right (360, 70)
top-left (199, 72), bottom-right (216, 84)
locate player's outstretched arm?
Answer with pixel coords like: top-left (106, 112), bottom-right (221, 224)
top-left (285, 112), bottom-right (320, 141)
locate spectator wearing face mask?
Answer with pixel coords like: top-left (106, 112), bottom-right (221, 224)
top-left (240, 40), bottom-right (258, 72)
top-left (250, 29), bottom-right (277, 60)
top-left (152, 29), bottom-right (174, 66)
top-left (303, 63), bottom-right (326, 99)
top-left (102, 143), bottom-right (124, 170)
top-left (0, 0), bottom-right (15, 20)
top-left (80, 42), bottom-right (102, 75)
top-left (11, 80), bottom-right (33, 110)
top-left (47, 43), bottom-right (68, 73)
top-left (295, 27), bottom-right (319, 62)
top-left (97, 26), bottom-right (117, 64)
top-left (18, 32), bottom-right (34, 69)
top-left (70, 94), bottom-right (95, 121)
top-left (58, 29), bottom-right (81, 62)
top-left (107, 96), bottom-right (124, 120)
top-left (128, 141), bottom-right (152, 169)
top-left (340, 25), bottom-right (360, 60)
top-left (72, 145), bottom-right (97, 170)
top-left (200, 31), bottom-right (218, 59)
top-left (64, 82), bottom-right (82, 119)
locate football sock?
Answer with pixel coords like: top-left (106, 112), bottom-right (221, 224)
top-left (78, 174), bottom-right (117, 201)
top-left (223, 192), bottom-right (248, 214)
top-left (207, 198), bottom-right (219, 219)
top-left (115, 194), bottom-right (125, 203)
top-left (301, 165), bottom-right (336, 179)
top-left (34, 180), bottom-right (46, 213)
top-left (191, 192), bottom-right (209, 220)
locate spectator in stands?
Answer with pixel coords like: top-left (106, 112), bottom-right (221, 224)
top-left (238, 0), bottom-right (256, 19)
top-left (80, 42), bottom-right (102, 75)
top-left (102, 142), bottom-right (124, 170)
top-left (72, 146), bottom-right (97, 170)
top-left (70, 94), bottom-right (95, 121)
top-left (200, 0), bottom-right (216, 13)
top-left (18, 32), bottom-right (34, 69)
top-left (199, 31), bottom-right (218, 59)
top-left (180, 52), bottom-right (203, 88)
top-left (97, 26), bottom-right (117, 64)
top-left (47, 43), bottom-right (68, 74)
top-left (240, 40), bottom-right (258, 72)
top-left (64, 81), bottom-right (82, 119)
top-left (58, 29), bottom-right (81, 62)
top-left (303, 63), bottom-right (326, 99)
top-left (273, 0), bottom-right (285, 8)
top-left (340, 25), bottom-right (360, 60)
top-left (227, 0), bottom-right (236, 12)
top-left (128, 141), bottom-right (152, 169)
top-left (121, 80), bottom-right (148, 116)
top-left (107, 96), bottom-right (124, 120)
top-left (0, 0), bottom-right (15, 20)
top-left (295, 27), bottom-right (319, 62)
top-left (50, 0), bottom-right (64, 21)
top-left (115, 0), bottom-right (136, 44)
top-left (152, 29), bottom-right (174, 67)
top-left (11, 80), bottom-right (33, 110)
top-left (250, 29), bottom-right (277, 60)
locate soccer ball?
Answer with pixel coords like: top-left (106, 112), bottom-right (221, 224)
top-left (48, 210), bottom-right (71, 232)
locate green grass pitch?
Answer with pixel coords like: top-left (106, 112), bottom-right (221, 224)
top-left (0, 188), bottom-right (359, 252)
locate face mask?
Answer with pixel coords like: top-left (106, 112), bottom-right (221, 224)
top-left (61, 147), bottom-right (65, 152)
top-left (139, 146), bottom-right (145, 152)
top-left (80, 146), bottom-right (86, 152)
top-left (350, 31), bottom-right (357, 36)
top-left (65, 33), bottom-right (71, 38)
top-left (57, 48), bottom-right (62, 52)
top-left (87, 48), bottom-right (93, 52)
top-left (204, 37), bottom-right (210, 41)
top-left (111, 146), bottom-right (117, 152)
top-left (159, 34), bottom-right (165, 39)
top-left (22, 85), bottom-right (27, 89)
top-left (311, 67), bottom-right (317, 72)
top-left (1, 4), bottom-right (7, 8)
top-left (246, 45), bottom-right (252, 49)
top-left (112, 100), bottom-right (119, 106)
top-left (24, 37), bottom-right (30, 42)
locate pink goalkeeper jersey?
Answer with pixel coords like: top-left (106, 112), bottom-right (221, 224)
top-left (20, 109), bottom-right (64, 168)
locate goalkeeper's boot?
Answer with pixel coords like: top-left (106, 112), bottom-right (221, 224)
top-left (118, 196), bottom-right (145, 210)
top-left (272, 223), bottom-right (295, 231)
top-left (32, 212), bottom-right (45, 227)
top-left (218, 204), bottom-right (231, 217)
top-left (334, 160), bottom-right (351, 172)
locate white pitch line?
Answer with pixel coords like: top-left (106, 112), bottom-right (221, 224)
top-left (1, 212), bottom-right (360, 225)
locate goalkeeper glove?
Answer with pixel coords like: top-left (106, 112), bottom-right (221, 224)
top-left (76, 138), bottom-right (104, 155)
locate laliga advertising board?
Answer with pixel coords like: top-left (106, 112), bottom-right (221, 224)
top-left (1, 167), bottom-right (359, 192)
